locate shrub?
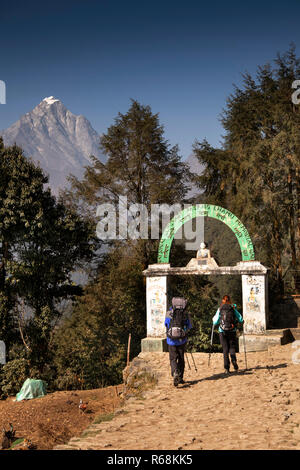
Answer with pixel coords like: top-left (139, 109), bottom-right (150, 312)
top-left (0, 359), bottom-right (30, 397)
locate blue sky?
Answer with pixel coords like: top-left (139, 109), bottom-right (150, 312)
top-left (0, 0), bottom-right (300, 159)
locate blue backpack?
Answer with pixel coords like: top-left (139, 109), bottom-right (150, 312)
top-left (167, 297), bottom-right (188, 339)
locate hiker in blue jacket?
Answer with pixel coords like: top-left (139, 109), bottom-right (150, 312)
top-left (213, 294), bottom-right (243, 374)
top-left (165, 297), bottom-right (192, 387)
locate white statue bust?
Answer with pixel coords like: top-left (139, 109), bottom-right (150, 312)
top-left (186, 241), bottom-right (218, 269)
top-left (196, 242), bottom-right (211, 260)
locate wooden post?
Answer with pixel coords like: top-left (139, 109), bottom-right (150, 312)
top-left (127, 333), bottom-right (131, 367)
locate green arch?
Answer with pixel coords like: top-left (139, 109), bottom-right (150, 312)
top-left (157, 204), bottom-right (255, 263)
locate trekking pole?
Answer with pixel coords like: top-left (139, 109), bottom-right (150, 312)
top-left (190, 352), bottom-right (197, 372)
top-left (242, 330), bottom-right (248, 371)
top-left (208, 325), bottom-right (214, 366)
top-left (185, 351), bottom-right (191, 370)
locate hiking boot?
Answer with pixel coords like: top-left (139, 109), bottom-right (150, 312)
top-left (173, 375), bottom-right (179, 387)
top-left (178, 378), bottom-right (185, 384)
top-left (224, 369), bottom-right (230, 375)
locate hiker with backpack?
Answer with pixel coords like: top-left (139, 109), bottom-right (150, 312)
top-left (212, 295), bottom-right (243, 374)
top-left (165, 297), bottom-right (192, 387)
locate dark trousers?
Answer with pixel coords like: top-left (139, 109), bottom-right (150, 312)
top-left (219, 331), bottom-right (237, 370)
top-left (168, 344), bottom-right (185, 378)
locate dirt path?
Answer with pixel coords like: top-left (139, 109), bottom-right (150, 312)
top-left (55, 343), bottom-right (300, 450)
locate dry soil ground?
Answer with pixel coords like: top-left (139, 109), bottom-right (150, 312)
top-left (55, 343), bottom-right (300, 450)
top-left (0, 384), bottom-right (122, 450)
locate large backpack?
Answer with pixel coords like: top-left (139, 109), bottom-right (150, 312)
top-left (219, 303), bottom-right (236, 331)
top-left (167, 297), bottom-right (188, 340)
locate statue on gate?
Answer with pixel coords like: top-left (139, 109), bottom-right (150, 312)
top-left (196, 242), bottom-right (211, 264)
top-left (186, 241), bottom-right (218, 269)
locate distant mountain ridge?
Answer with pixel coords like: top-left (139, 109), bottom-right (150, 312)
top-left (1, 96), bottom-right (105, 195)
top-left (0, 97), bottom-right (204, 198)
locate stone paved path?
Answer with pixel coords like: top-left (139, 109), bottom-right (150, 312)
top-left (55, 343), bottom-right (300, 450)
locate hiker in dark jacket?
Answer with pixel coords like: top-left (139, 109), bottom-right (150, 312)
top-left (165, 297), bottom-right (192, 387)
top-left (213, 294), bottom-right (243, 374)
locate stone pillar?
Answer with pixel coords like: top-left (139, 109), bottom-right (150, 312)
top-left (146, 275), bottom-right (168, 337)
top-left (238, 261), bottom-right (269, 352)
top-left (242, 272), bottom-right (268, 334)
top-left (141, 268), bottom-right (169, 352)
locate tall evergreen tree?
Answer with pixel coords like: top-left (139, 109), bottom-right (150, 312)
top-left (0, 139), bottom-right (97, 371)
top-left (193, 46), bottom-right (300, 295)
top-left (66, 99), bottom-right (190, 208)
top-left (54, 101), bottom-right (196, 384)
top-left (63, 99), bottom-right (191, 266)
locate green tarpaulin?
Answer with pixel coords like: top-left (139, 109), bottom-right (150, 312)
top-left (15, 378), bottom-right (47, 401)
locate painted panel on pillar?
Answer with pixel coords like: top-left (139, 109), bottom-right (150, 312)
top-left (243, 275), bottom-right (266, 334)
top-left (146, 277), bottom-right (167, 337)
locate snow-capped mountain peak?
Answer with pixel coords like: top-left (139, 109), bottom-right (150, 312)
top-left (1, 98), bottom-right (105, 195)
top-left (43, 96), bottom-right (60, 105)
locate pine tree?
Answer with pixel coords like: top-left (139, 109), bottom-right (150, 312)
top-left (193, 46), bottom-right (300, 295)
top-left (62, 100), bottom-right (191, 265)
top-left (0, 139), bottom-right (97, 371)
top-left (54, 101), bottom-right (195, 384)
